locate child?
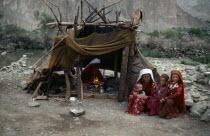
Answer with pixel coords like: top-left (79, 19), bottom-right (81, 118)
top-left (125, 83), bottom-right (145, 115)
top-left (133, 83), bottom-right (145, 96)
top-left (147, 74), bottom-right (169, 115)
top-left (158, 70), bottom-right (185, 119)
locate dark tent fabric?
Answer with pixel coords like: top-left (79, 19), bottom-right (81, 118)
top-left (48, 29), bottom-right (136, 69)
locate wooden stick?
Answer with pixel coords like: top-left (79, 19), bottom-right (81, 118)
top-left (32, 35), bottom-right (67, 68)
top-left (83, 0), bottom-right (107, 23)
top-left (114, 51), bottom-right (119, 78)
top-left (90, 10), bottom-right (112, 23)
top-left (32, 82), bottom-right (43, 98)
top-left (118, 45), bottom-right (130, 102)
top-left (64, 70), bottom-right (71, 101)
top-left (85, 8), bottom-right (97, 22)
top-left (46, 22), bottom-right (125, 26)
top-left (87, 0), bottom-right (123, 22)
top-left (81, 0), bottom-right (83, 23)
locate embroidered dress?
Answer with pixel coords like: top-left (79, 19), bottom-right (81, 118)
top-left (147, 85), bottom-right (168, 115)
top-left (125, 81), bottom-right (156, 115)
top-left (158, 70), bottom-right (185, 118)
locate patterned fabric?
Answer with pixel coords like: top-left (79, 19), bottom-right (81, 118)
top-left (157, 82), bottom-right (184, 117)
top-left (126, 81), bottom-right (156, 115)
top-left (147, 85), bottom-right (168, 115)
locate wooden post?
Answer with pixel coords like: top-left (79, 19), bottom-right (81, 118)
top-left (114, 51), bottom-right (119, 78)
top-left (32, 82), bottom-right (43, 98)
top-left (64, 70), bottom-right (71, 101)
top-left (118, 45), bottom-right (130, 102)
top-left (81, 0), bottom-right (83, 23)
top-left (77, 63), bottom-right (84, 100)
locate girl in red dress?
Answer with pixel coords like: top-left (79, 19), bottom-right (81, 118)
top-left (158, 70), bottom-right (185, 119)
top-left (125, 69), bottom-right (156, 115)
top-left (147, 74), bottom-right (169, 115)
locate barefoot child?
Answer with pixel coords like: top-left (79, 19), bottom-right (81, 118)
top-left (158, 70), bottom-right (185, 119)
top-left (147, 74), bottom-right (169, 115)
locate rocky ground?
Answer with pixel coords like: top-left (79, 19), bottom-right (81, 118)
top-left (0, 55), bottom-right (210, 136)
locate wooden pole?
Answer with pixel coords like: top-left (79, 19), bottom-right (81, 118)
top-left (118, 45), bottom-right (130, 102)
top-left (77, 63), bottom-right (84, 100)
top-left (32, 82), bottom-right (43, 98)
top-left (114, 51), bottom-right (119, 78)
top-left (81, 0), bottom-right (83, 23)
top-left (64, 70), bottom-right (71, 101)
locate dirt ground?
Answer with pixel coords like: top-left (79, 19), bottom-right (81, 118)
top-left (0, 57), bottom-right (210, 136)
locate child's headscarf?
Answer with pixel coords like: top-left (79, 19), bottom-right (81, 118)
top-left (160, 74), bottom-right (169, 81)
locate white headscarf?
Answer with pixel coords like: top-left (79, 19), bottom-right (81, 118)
top-left (137, 69), bottom-right (155, 82)
top-left (86, 58), bottom-right (101, 67)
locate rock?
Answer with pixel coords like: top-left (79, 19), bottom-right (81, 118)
top-left (1, 51), bottom-right (7, 56)
top-left (197, 65), bottom-right (206, 73)
top-left (22, 63), bottom-right (27, 67)
top-left (208, 103), bottom-right (210, 109)
top-left (70, 108), bottom-right (85, 117)
top-left (23, 55), bottom-right (27, 58)
top-left (196, 78), bottom-right (208, 85)
top-left (183, 80), bottom-right (194, 87)
top-left (185, 99), bottom-right (194, 107)
top-left (191, 93), bottom-right (200, 98)
top-left (28, 101), bottom-right (40, 107)
top-left (190, 110), bottom-right (201, 117)
top-left (200, 109), bottom-right (210, 122)
top-left (196, 73), bottom-right (205, 80)
top-left (20, 81), bottom-right (27, 89)
top-left (190, 101), bottom-right (208, 117)
top-left (1, 66), bottom-right (7, 71)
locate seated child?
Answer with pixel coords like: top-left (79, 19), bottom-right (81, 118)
top-left (133, 83), bottom-right (145, 96)
top-left (147, 74), bottom-right (169, 115)
top-left (125, 83), bottom-right (146, 115)
top-left (158, 70), bottom-right (185, 119)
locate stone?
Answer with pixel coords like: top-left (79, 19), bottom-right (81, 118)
top-left (183, 80), bottom-right (194, 87)
top-left (196, 78), bottom-right (208, 85)
top-left (28, 101), bottom-right (40, 107)
top-left (20, 81), bottom-right (27, 89)
top-left (197, 65), bottom-right (206, 73)
top-left (196, 73), bottom-right (205, 80)
top-left (185, 99), bottom-right (194, 107)
top-left (200, 109), bottom-right (210, 122)
top-left (190, 101), bottom-right (208, 117)
top-left (208, 103), bottom-right (210, 109)
top-left (1, 51), bottom-right (7, 56)
top-left (190, 110), bottom-right (201, 117)
top-left (70, 108), bottom-right (85, 117)
top-left (191, 93), bottom-right (200, 98)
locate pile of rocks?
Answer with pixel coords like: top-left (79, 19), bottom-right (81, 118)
top-left (147, 58), bottom-right (210, 122)
top-left (0, 55), bottom-right (33, 75)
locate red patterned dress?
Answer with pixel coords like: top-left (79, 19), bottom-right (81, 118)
top-left (147, 84), bottom-right (168, 115)
top-left (158, 82), bottom-right (185, 117)
top-left (125, 81), bottom-right (156, 115)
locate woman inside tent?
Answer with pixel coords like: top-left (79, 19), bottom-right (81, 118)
top-left (126, 69), bottom-right (157, 115)
top-left (81, 58), bottom-right (104, 83)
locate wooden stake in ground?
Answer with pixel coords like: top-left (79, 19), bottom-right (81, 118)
top-left (32, 82), bottom-right (43, 98)
top-left (64, 70), bottom-right (71, 101)
top-left (118, 45), bottom-right (130, 102)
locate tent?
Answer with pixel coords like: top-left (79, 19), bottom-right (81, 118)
top-left (26, 1), bottom-right (159, 102)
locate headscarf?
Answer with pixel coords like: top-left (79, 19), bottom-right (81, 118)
top-left (170, 70), bottom-right (185, 113)
top-left (137, 69), bottom-right (155, 82)
top-left (160, 74), bottom-right (169, 81)
top-left (85, 58), bottom-right (101, 68)
top-left (171, 70), bottom-right (183, 84)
